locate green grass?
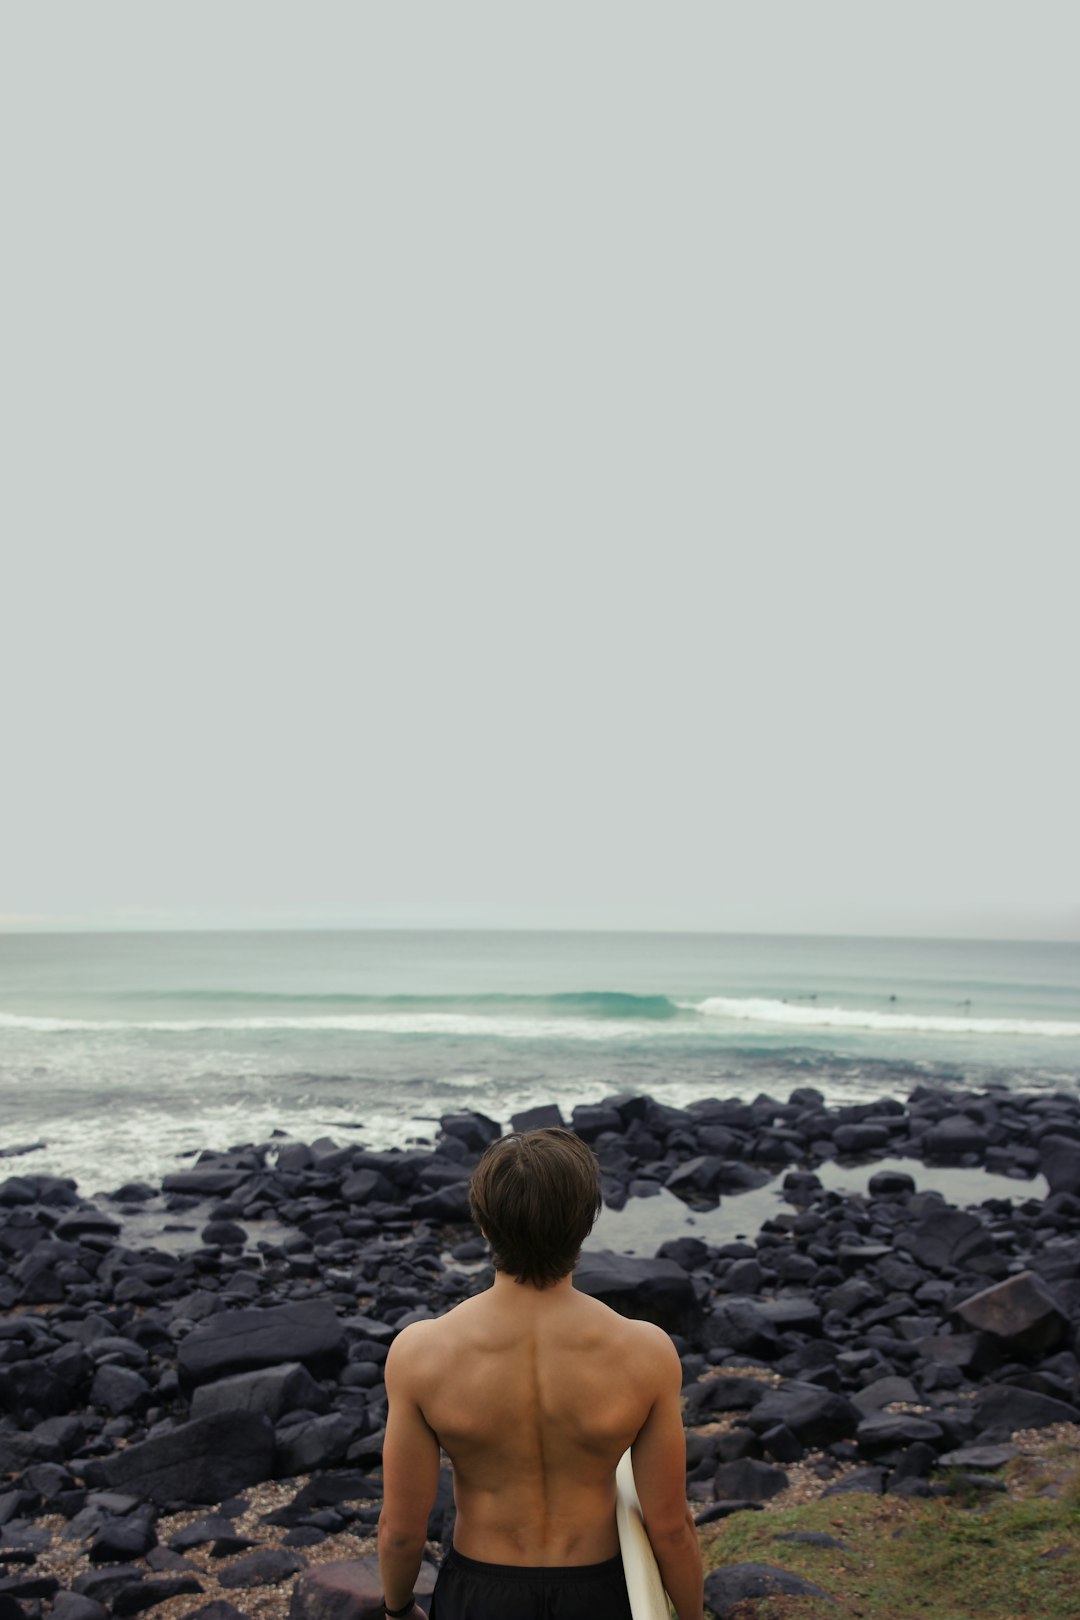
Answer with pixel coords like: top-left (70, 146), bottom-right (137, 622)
top-left (699, 1456), bottom-right (1080, 1620)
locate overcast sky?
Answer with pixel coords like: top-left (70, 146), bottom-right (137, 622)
top-left (2, 5), bottom-right (1077, 940)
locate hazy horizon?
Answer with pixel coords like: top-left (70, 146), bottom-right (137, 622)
top-left (2, 908), bottom-right (1079, 946)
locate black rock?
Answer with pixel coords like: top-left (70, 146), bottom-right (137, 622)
top-left (822, 1466), bottom-right (886, 1496)
top-left (50, 1595), bottom-right (109, 1620)
top-left (573, 1251), bottom-right (696, 1334)
top-left (177, 1304), bottom-right (346, 1391)
top-left (703, 1301), bottom-right (780, 1360)
top-left (288, 1557), bottom-right (437, 1620)
top-left (684, 1376), bottom-right (766, 1417)
top-left (952, 1271), bottom-right (1069, 1357)
top-left (438, 1113), bottom-right (500, 1152)
top-left (218, 1550), bottom-right (306, 1590)
top-left (179, 1605), bottom-right (250, 1620)
top-left (856, 1413), bottom-right (945, 1453)
top-left (905, 1209), bottom-right (995, 1271)
top-left (201, 1223), bottom-right (247, 1249)
top-left (712, 1459), bottom-right (788, 1503)
top-left (169, 1517), bottom-right (243, 1553)
top-left (274, 1414), bottom-right (360, 1476)
top-left (90, 1365), bottom-right (152, 1417)
top-left (88, 1513), bottom-right (158, 1562)
top-left (694, 1502), bottom-right (764, 1525)
top-left (703, 1562), bottom-right (835, 1617)
top-left (746, 1383), bottom-right (860, 1448)
top-left (113, 1579), bottom-right (204, 1617)
top-left (509, 1106), bottom-right (565, 1133)
top-left (972, 1386), bottom-right (1080, 1435)
top-left (83, 1413), bottom-right (275, 1505)
top-left (72, 1568), bottom-right (145, 1606)
top-left (190, 1363), bottom-right (329, 1423)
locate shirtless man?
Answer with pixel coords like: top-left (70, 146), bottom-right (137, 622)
top-left (377, 1128), bottom-right (704, 1620)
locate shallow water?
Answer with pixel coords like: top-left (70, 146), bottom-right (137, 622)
top-left (586, 1157), bottom-right (1048, 1257)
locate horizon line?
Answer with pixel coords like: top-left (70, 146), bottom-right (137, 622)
top-left (1, 920), bottom-right (1078, 948)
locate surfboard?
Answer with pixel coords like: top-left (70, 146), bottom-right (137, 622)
top-left (615, 1448), bottom-right (671, 1620)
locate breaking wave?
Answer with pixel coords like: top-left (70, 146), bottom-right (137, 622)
top-left (693, 996), bottom-right (1080, 1039)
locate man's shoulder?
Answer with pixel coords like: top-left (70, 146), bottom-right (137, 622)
top-left (387, 1296), bottom-right (478, 1364)
top-left (581, 1296), bottom-right (681, 1372)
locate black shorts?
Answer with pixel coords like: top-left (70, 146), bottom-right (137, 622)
top-left (428, 1547), bottom-right (633, 1620)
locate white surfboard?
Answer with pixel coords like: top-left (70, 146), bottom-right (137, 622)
top-left (615, 1449), bottom-right (671, 1620)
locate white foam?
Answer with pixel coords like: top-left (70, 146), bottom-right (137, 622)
top-left (0, 1010), bottom-right (672, 1042)
top-left (693, 996), bottom-right (1080, 1039)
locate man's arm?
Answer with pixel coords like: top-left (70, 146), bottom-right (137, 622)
top-left (630, 1329), bottom-right (704, 1620)
top-left (378, 1325), bottom-right (442, 1619)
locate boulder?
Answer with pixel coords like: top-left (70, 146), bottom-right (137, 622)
top-left (191, 1363), bottom-right (329, 1423)
top-left (218, 1550), bottom-right (306, 1590)
top-left (952, 1271), bottom-right (1068, 1357)
top-left (972, 1386), bottom-right (1080, 1436)
top-left (83, 1413), bottom-right (275, 1504)
top-left (703, 1300), bottom-right (781, 1360)
top-left (160, 1171), bottom-right (250, 1197)
top-left (180, 1605), bottom-right (250, 1620)
top-left (867, 1169), bottom-right (917, 1196)
top-left (856, 1413), bottom-right (945, 1453)
top-left (923, 1116), bottom-right (989, 1160)
top-left (683, 1377), bottom-right (766, 1418)
top-left (704, 1562), bottom-right (834, 1617)
top-left (178, 1304), bottom-right (346, 1391)
top-left (439, 1113), bottom-right (500, 1152)
top-left (1039, 1136), bottom-right (1080, 1196)
top-left (570, 1106), bottom-right (623, 1142)
top-left (573, 1251), bottom-right (696, 1333)
top-left (745, 1384), bottom-right (861, 1448)
top-left (905, 1210), bottom-right (995, 1272)
top-left (90, 1365), bottom-right (151, 1417)
top-left (274, 1414), bottom-right (359, 1476)
top-left (289, 1559), bottom-right (437, 1620)
top-left (509, 1105), bottom-right (565, 1133)
top-left (113, 1578), bottom-right (204, 1616)
top-left (713, 1459), bottom-right (788, 1502)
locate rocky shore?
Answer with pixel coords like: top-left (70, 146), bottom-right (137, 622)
top-left (2, 1084), bottom-right (1079, 1620)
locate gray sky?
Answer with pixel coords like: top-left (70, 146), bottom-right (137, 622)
top-left (3, 5), bottom-right (1077, 940)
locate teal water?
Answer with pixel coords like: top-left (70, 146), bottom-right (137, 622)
top-left (1, 930), bottom-right (1077, 1194)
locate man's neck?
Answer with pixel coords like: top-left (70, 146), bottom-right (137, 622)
top-left (490, 1269), bottom-right (575, 1302)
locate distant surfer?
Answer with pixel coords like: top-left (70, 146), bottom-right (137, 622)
top-left (378, 1128), bottom-right (704, 1619)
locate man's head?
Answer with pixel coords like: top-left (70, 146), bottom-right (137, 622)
top-left (468, 1128), bottom-right (603, 1288)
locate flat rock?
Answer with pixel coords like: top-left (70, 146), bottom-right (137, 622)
top-left (713, 1460), bottom-right (789, 1503)
top-left (190, 1363), bottom-right (329, 1423)
top-left (218, 1550), bottom-right (306, 1590)
top-left (823, 1466), bottom-right (886, 1496)
top-left (973, 1386), bottom-right (1080, 1435)
top-left (83, 1413), bottom-right (275, 1505)
top-left (181, 1606), bottom-right (250, 1620)
top-left (289, 1558), bottom-right (437, 1620)
top-left (113, 1578), bottom-right (204, 1616)
top-left (704, 1562), bottom-right (835, 1616)
top-left (938, 1445), bottom-right (1018, 1470)
top-left (170, 1518), bottom-right (246, 1553)
top-left (178, 1304), bottom-right (346, 1390)
top-left (856, 1413), bottom-right (945, 1452)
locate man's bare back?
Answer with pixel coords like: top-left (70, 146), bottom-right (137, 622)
top-left (391, 1272), bottom-right (674, 1564)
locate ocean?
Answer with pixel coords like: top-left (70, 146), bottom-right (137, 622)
top-left (1, 929), bottom-right (1078, 1198)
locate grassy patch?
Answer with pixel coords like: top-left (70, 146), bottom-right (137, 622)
top-left (700, 1460), bottom-right (1080, 1619)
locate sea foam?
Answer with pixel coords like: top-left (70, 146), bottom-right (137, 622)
top-left (693, 996), bottom-right (1080, 1039)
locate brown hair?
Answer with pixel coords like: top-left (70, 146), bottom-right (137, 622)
top-left (468, 1128), bottom-right (603, 1288)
